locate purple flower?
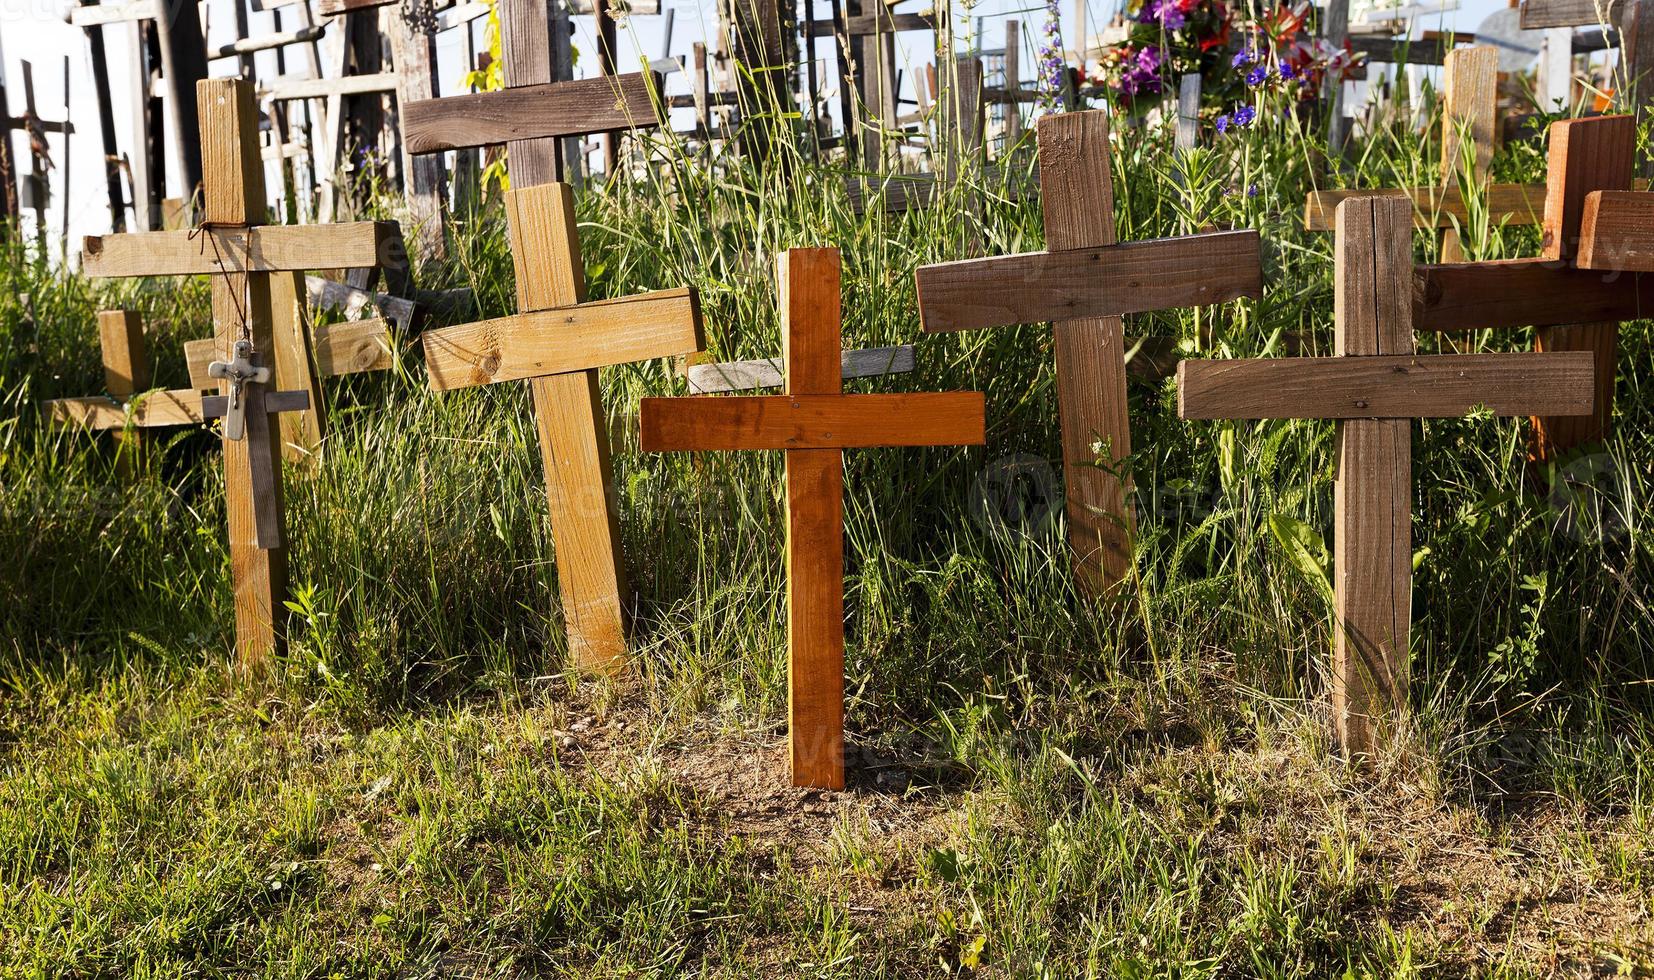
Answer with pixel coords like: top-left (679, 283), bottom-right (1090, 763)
top-left (1233, 105), bottom-right (1257, 126)
top-left (1137, 46), bottom-right (1162, 72)
top-left (1232, 49), bottom-right (1252, 68)
top-left (1037, 0), bottom-right (1068, 104)
top-left (1247, 183), bottom-right (1260, 197)
top-left (1246, 65), bottom-right (1269, 86)
top-left (1215, 114), bottom-right (1230, 133)
top-left (1279, 62), bottom-right (1298, 81)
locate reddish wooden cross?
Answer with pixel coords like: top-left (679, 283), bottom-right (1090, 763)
top-left (913, 109), bottom-right (1263, 595)
top-left (1179, 197), bottom-right (1596, 754)
top-left (403, 52), bottom-right (694, 672)
top-left (62, 78), bottom-right (389, 667)
top-left (640, 248), bottom-right (987, 789)
top-left (1408, 115), bottom-right (1639, 461)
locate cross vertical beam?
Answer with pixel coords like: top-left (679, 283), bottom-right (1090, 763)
top-left (781, 248), bottom-right (846, 789)
top-left (270, 270), bottom-right (326, 462)
top-left (1439, 46), bottom-right (1496, 262)
top-left (1533, 115), bottom-right (1633, 459)
top-left (98, 309), bottom-right (149, 468)
top-left (1331, 197), bottom-right (1414, 754)
top-left (201, 77), bottom-right (288, 668)
top-left (1039, 110), bottom-right (1133, 594)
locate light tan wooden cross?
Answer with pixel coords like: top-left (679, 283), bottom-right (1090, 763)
top-left (913, 109), bottom-right (1263, 595)
top-left (69, 78), bottom-right (391, 667)
top-left (1178, 197), bottom-right (1596, 755)
top-left (1411, 115), bottom-right (1641, 461)
top-left (640, 248), bottom-right (986, 790)
top-left (403, 66), bottom-right (696, 672)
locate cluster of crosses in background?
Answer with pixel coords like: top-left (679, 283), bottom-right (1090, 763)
top-left (26, 0), bottom-right (1654, 790)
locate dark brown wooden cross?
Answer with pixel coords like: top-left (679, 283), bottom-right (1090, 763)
top-left (913, 109), bottom-right (1263, 596)
top-left (640, 247), bottom-right (986, 790)
top-left (402, 44), bottom-right (695, 673)
top-left (1178, 197), bottom-right (1596, 755)
top-left (69, 78), bottom-right (391, 667)
top-left (1412, 114), bottom-right (1639, 461)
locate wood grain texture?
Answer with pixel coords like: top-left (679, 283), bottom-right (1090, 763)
top-left (82, 221), bottom-right (391, 277)
top-left (269, 271), bottom-right (325, 464)
top-left (637, 393), bottom-right (988, 451)
top-left (45, 389), bottom-right (205, 429)
top-left (1576, 190), bottom-right (1654, 270)
top-left (1439, 46), bottom-right (1497, 262)
top-left (266, 72), bottom-right (399, 100)
top-left (687, 345), bottom-right (914, 393)
top-left (200, 77), bottom-right (287, 670)
top-left (1037, 110), bottom-right (1131, 595)
top-left (96, 309), bottom-right (149, 465)
top-left (1175, 352), bottom-right (1596, 419)
top-left (201, 389), bottom-right (311, 417)
top-left (914, 230), bottom-right (1263, 332)
top-left (422, 288), bottom-right (702, 390)
top-left (802, 10), bottom-right (934, 34)
top-left (402, 74), bottom-right (657, 154)
top-left (1536, 114), bottom-right (1635, 458)
top-left (388, 17), bottom-right (447, 262)
top-left (1413, 258), bottom-right (1653, 330)
top-left (1331, 196), bottom-right (1414, 756)
top-left (1303, 184), bottom-right (1545, 231)
top-left (187, 319), bottom-right (392, 388)
top-left (506, 182), bottom-right (631, 673)
top-left (780, 248), bottom-right (847, 790)
top-left (1521, 0), bottom-right (1615, 29)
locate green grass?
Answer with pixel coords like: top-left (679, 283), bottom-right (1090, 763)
top-left (1, 63), bottom-right (1653, 975)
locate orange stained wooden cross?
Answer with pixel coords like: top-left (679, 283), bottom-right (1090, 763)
top-left (403, 65), bottom-right (694, 673)
top-left (1178, 197), bottom-right (1597, 756)
top-left (1412, 115), bottom-right (1640, 461)
top-left (912, 109), bottom-right (1263, 595)
top-left (64, 78), bottom-right (390, 669)
top-left (639, 248), bottom-right (987, 790)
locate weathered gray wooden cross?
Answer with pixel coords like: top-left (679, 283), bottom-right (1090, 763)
top-left (62, 78), bottom-right (392, 667)
top-left (403, 57), bottom-right (700, 672)
top-left (640, 248), bottom-right (987, 790)
top-left (913, 109), bottom-right (1263, 595)
top-left (1177, 197), bottom-right (1596, 755)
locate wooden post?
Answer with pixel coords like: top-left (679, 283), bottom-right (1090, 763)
top-left (1439, 46), bottom-right (1497, 262)
top-left (98, 309), bottom-right (149, 467)
top-left (728, 0), bottom-right (791, 161)
top-left (269, 271), bottom-right (326, 462)
top-left (1178, 196), bottom-right (1596, 756)
top-left (639, 248), bottom-right (987, 788)
top-left (388, 12), bottom-right (448, 260)
top-left (915, 110), bottom-right (1265, 595)
top-left (1539, 27), bottom-right (1573, 111)
top-left (1533, 115), bottom-right (1634, 459)
top-left (1003, 19), bottom-right (1022, 147)
top-left (1323, 0), bottom-right (1351, 157)
top-left (0, 67), bottom-right (15, 222)
top-left (1175, 74), bottom-right (1200, 151)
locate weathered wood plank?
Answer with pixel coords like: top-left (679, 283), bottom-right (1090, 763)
top-left (1332, 196), bottom-right (1414, 756)
top-left (269, 271), bottom-right (325, 463)
top-left (401, 74), bottom-right (657, 154)
top-left (1521, 0), bottom-right (1612, 30)
top-left (687, 345), bottom-right (914, 393)
top-left (212, 26), bottom-right (325, 59)
top-left (67, 0), bottom-right (159, 26)
top-left (45, 389), bottom-right (205, 429)
top-left (1304, 183), bottom-right (1546, 231)
top-left (202, 389), bottom-right (310, 417)
top-left (1439, 46), bottom-right (1498, 262)
top-left (187, 318), bottom-right (392, 387)
top-left (915, 229), bottom-right (1262, 333)
top-left (1413, 258), bottom-right (1652, 330)
top-left (637, 393), bottom-right (987, 451)
top-left (1175, 352), bottom-right (1596, 418)
top-left (83, 222), bottom-right (392, 277)
top-left (422, 287), bottom-right (702, 390)
top-left (802, 11), bottom-right (935, 35)
top-left (1576, 189), bottom-right (1654, 270)
top-left (266, 72), bottom-right (399, 100)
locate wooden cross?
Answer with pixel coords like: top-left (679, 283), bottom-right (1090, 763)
top-left (913, 109), bottom-right (1264, 595)
top-left (73, 77), bottom-right (390, 667)
top-left (1412, 115), bottom-right (1638, 459)
top-left (1520, 0), bottom-right (1654, 172)
top-left (403, 58), bottom-right (693, 672)
top-left (1178, 196), bottom-right (1596, 755)
top-left (640, 248), bottom-right (986, 790)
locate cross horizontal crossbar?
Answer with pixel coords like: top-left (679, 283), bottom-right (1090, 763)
top-left (267, 73), bottom-right (399, 101)
top-left (83, 222), bottom-right (393, 278)
top-left (687, 345), bottom-right (914, 393)
top-left (802, 11), bottom-right (936, 35)
top-left (402, 74), bottom-right (658, 154)
top-left (639, 393), bottom-right (987, 451)
top-left (1520, 0), bottom-right (1605, 29)
top-left (1414, 257), bottom-right (1652, 330)
top-left (46, 389), bottom-right (205, 429)
top-left (1176, 352), bottom-right (1596, 419)
top-left (1304, 184), bottom-right (1545, 231)
top-left (915, 230), bottom-right (1262, 333)
top-left (202, 390), bottom-right (311, 418)
top-left (423, 287), bottom-right (702, 391)
top-left (66, 0), bottom-right (158, 26)
top-left (1576, 190), bottom-right (1654, 272)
